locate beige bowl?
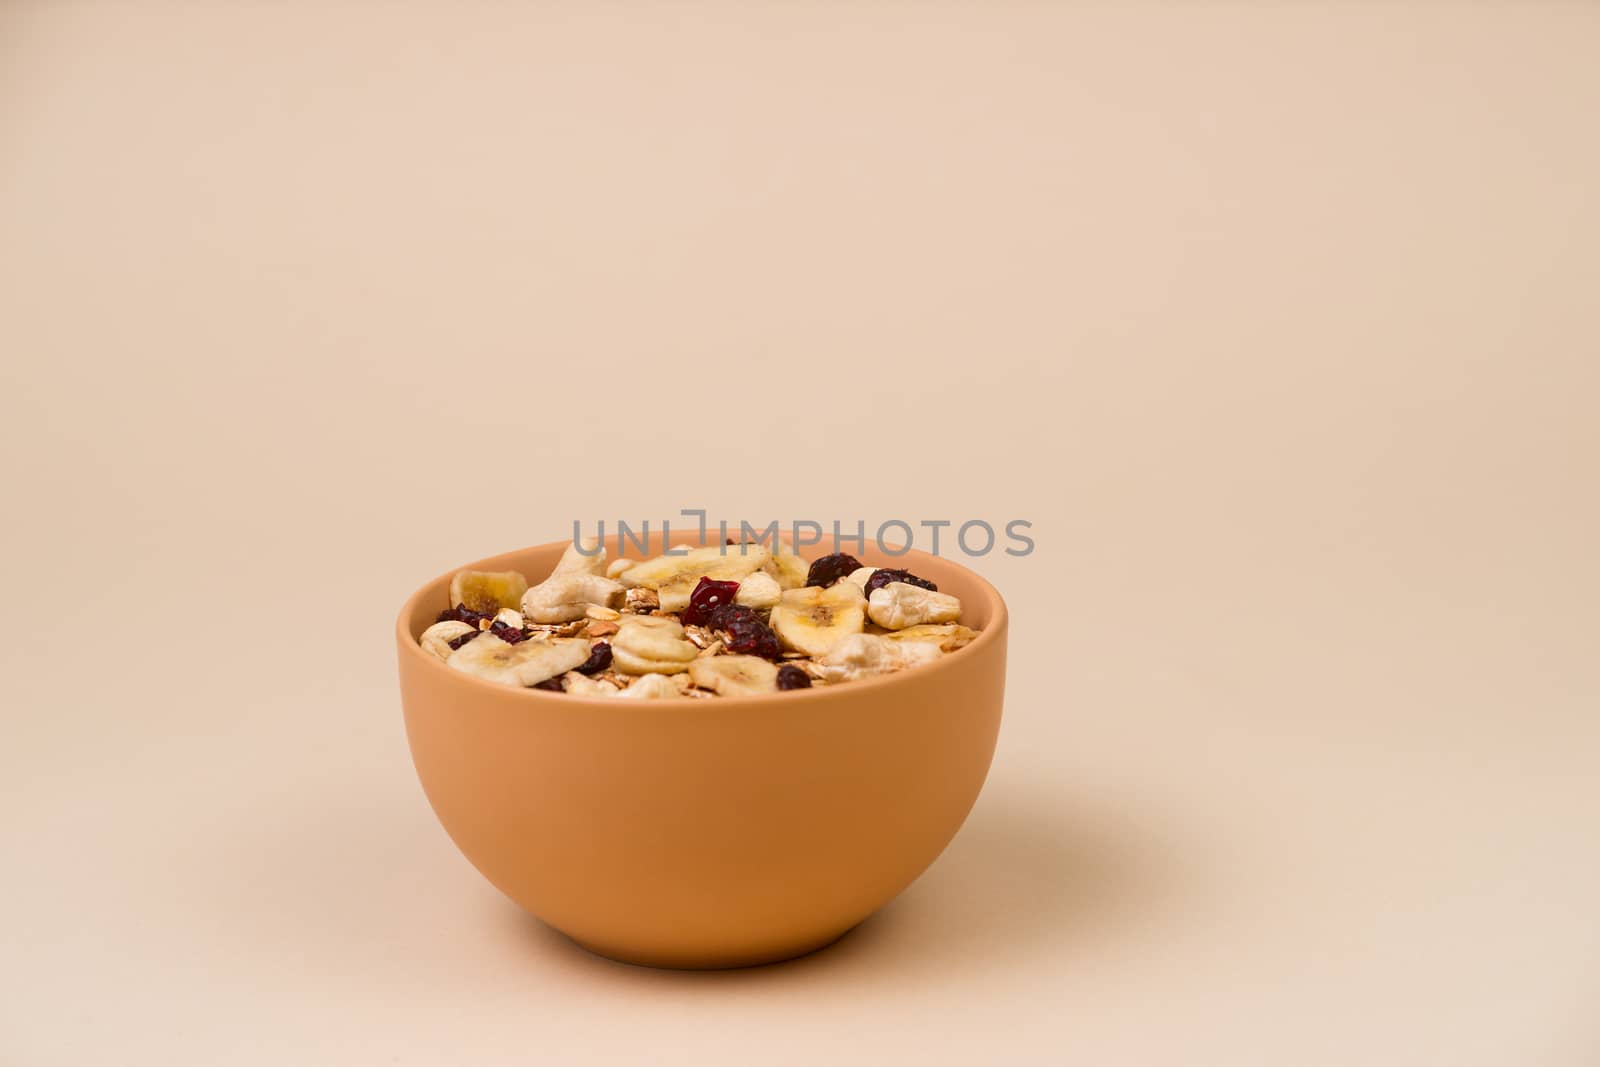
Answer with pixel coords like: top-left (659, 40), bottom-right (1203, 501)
top-left (396, 529), bottom-right (1008, 969)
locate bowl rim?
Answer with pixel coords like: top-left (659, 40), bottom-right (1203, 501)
top-left (396, 534), bottom-right (1009, 711)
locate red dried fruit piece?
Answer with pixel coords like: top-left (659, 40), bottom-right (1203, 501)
top-left (437, 604), bottom-right (493, 628)
top-left (723, 616), bottom-right (781, 660)
top-left (805, 553), bottom-right (863, 588)
top-left (705, 602), bottom-right (760, 632)
top-left (447, 630), bottom-right (481, 651)
top-left (575, 642), bottom-right (612, 675)
top-left (489, 619), bottom-right (528, 645)
top-left (862, 568), bottom-right (937, 599)
top-left (682, 577), bottom-right (740, 627)
top-left (531, 677), bottom-right (566, 692)
top-left (776, 665), bottom-right (812, 690)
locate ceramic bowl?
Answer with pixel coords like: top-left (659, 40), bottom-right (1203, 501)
top-left (396, 529), bottom-right (1008, 968)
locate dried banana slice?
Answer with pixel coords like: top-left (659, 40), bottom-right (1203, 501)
top-left (879, 623), bottom-right (979, 652)
top-left (760, 542), bottom-right (811, 590)
top-left (449, 570), bottom-right (529, 614)
top-left (688, 654), bottom-right (780, 697)
top-left (611, 615), bottom-right (700, 675)
top-left (769, 581), bottom-right (866, 657)
top-left (446, 635), bottom-right (590, 687)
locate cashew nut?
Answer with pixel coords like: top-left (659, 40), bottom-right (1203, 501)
top-left (616, 673), bottom-right (685, 699)
top-left (552, 534), bottom-right (609, 578)
top-left (733, 570), bottom-right (782, 610)
top-left (814, 632), bottom-right (942, 684)
top-left (520, 572), bottom-right (625, 624)
top-left (865, 583), bottom-right (962, 630)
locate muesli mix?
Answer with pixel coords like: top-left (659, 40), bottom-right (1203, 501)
top-left (417, 539), bottom-right (979, 699)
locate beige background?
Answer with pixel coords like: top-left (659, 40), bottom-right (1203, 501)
top-left (3, 2), bottom-right (1598, 1064)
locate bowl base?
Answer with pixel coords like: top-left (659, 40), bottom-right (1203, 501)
top-left (561, 924), bottom-right (859, 971)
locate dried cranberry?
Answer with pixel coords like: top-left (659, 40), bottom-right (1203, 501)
top-left (531, 676), bottom-right (566, 692)
top-left (805, 553), bottom-right (862, 587)
top-left (682, 577), bottom-right (740, 627)
top-left (706, 602), bottom-right (761, 632)
top-left (437, 604), bottom-right (493, 628)
top-left (447, 630), bottom-right (481, 651)
top-left (723, 616), bottom-right (781, 660)
top-left (489, 619), bottom-right (528, 645)
top-left (776, 665), bottom-right (812, 690)
top-left (862, 568), bottom-right (938, 599)
top-left (575, 642), bottom-right (612, 675)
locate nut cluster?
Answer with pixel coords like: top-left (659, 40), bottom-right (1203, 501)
top-left (418, 539), bottom-right (979, 698)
